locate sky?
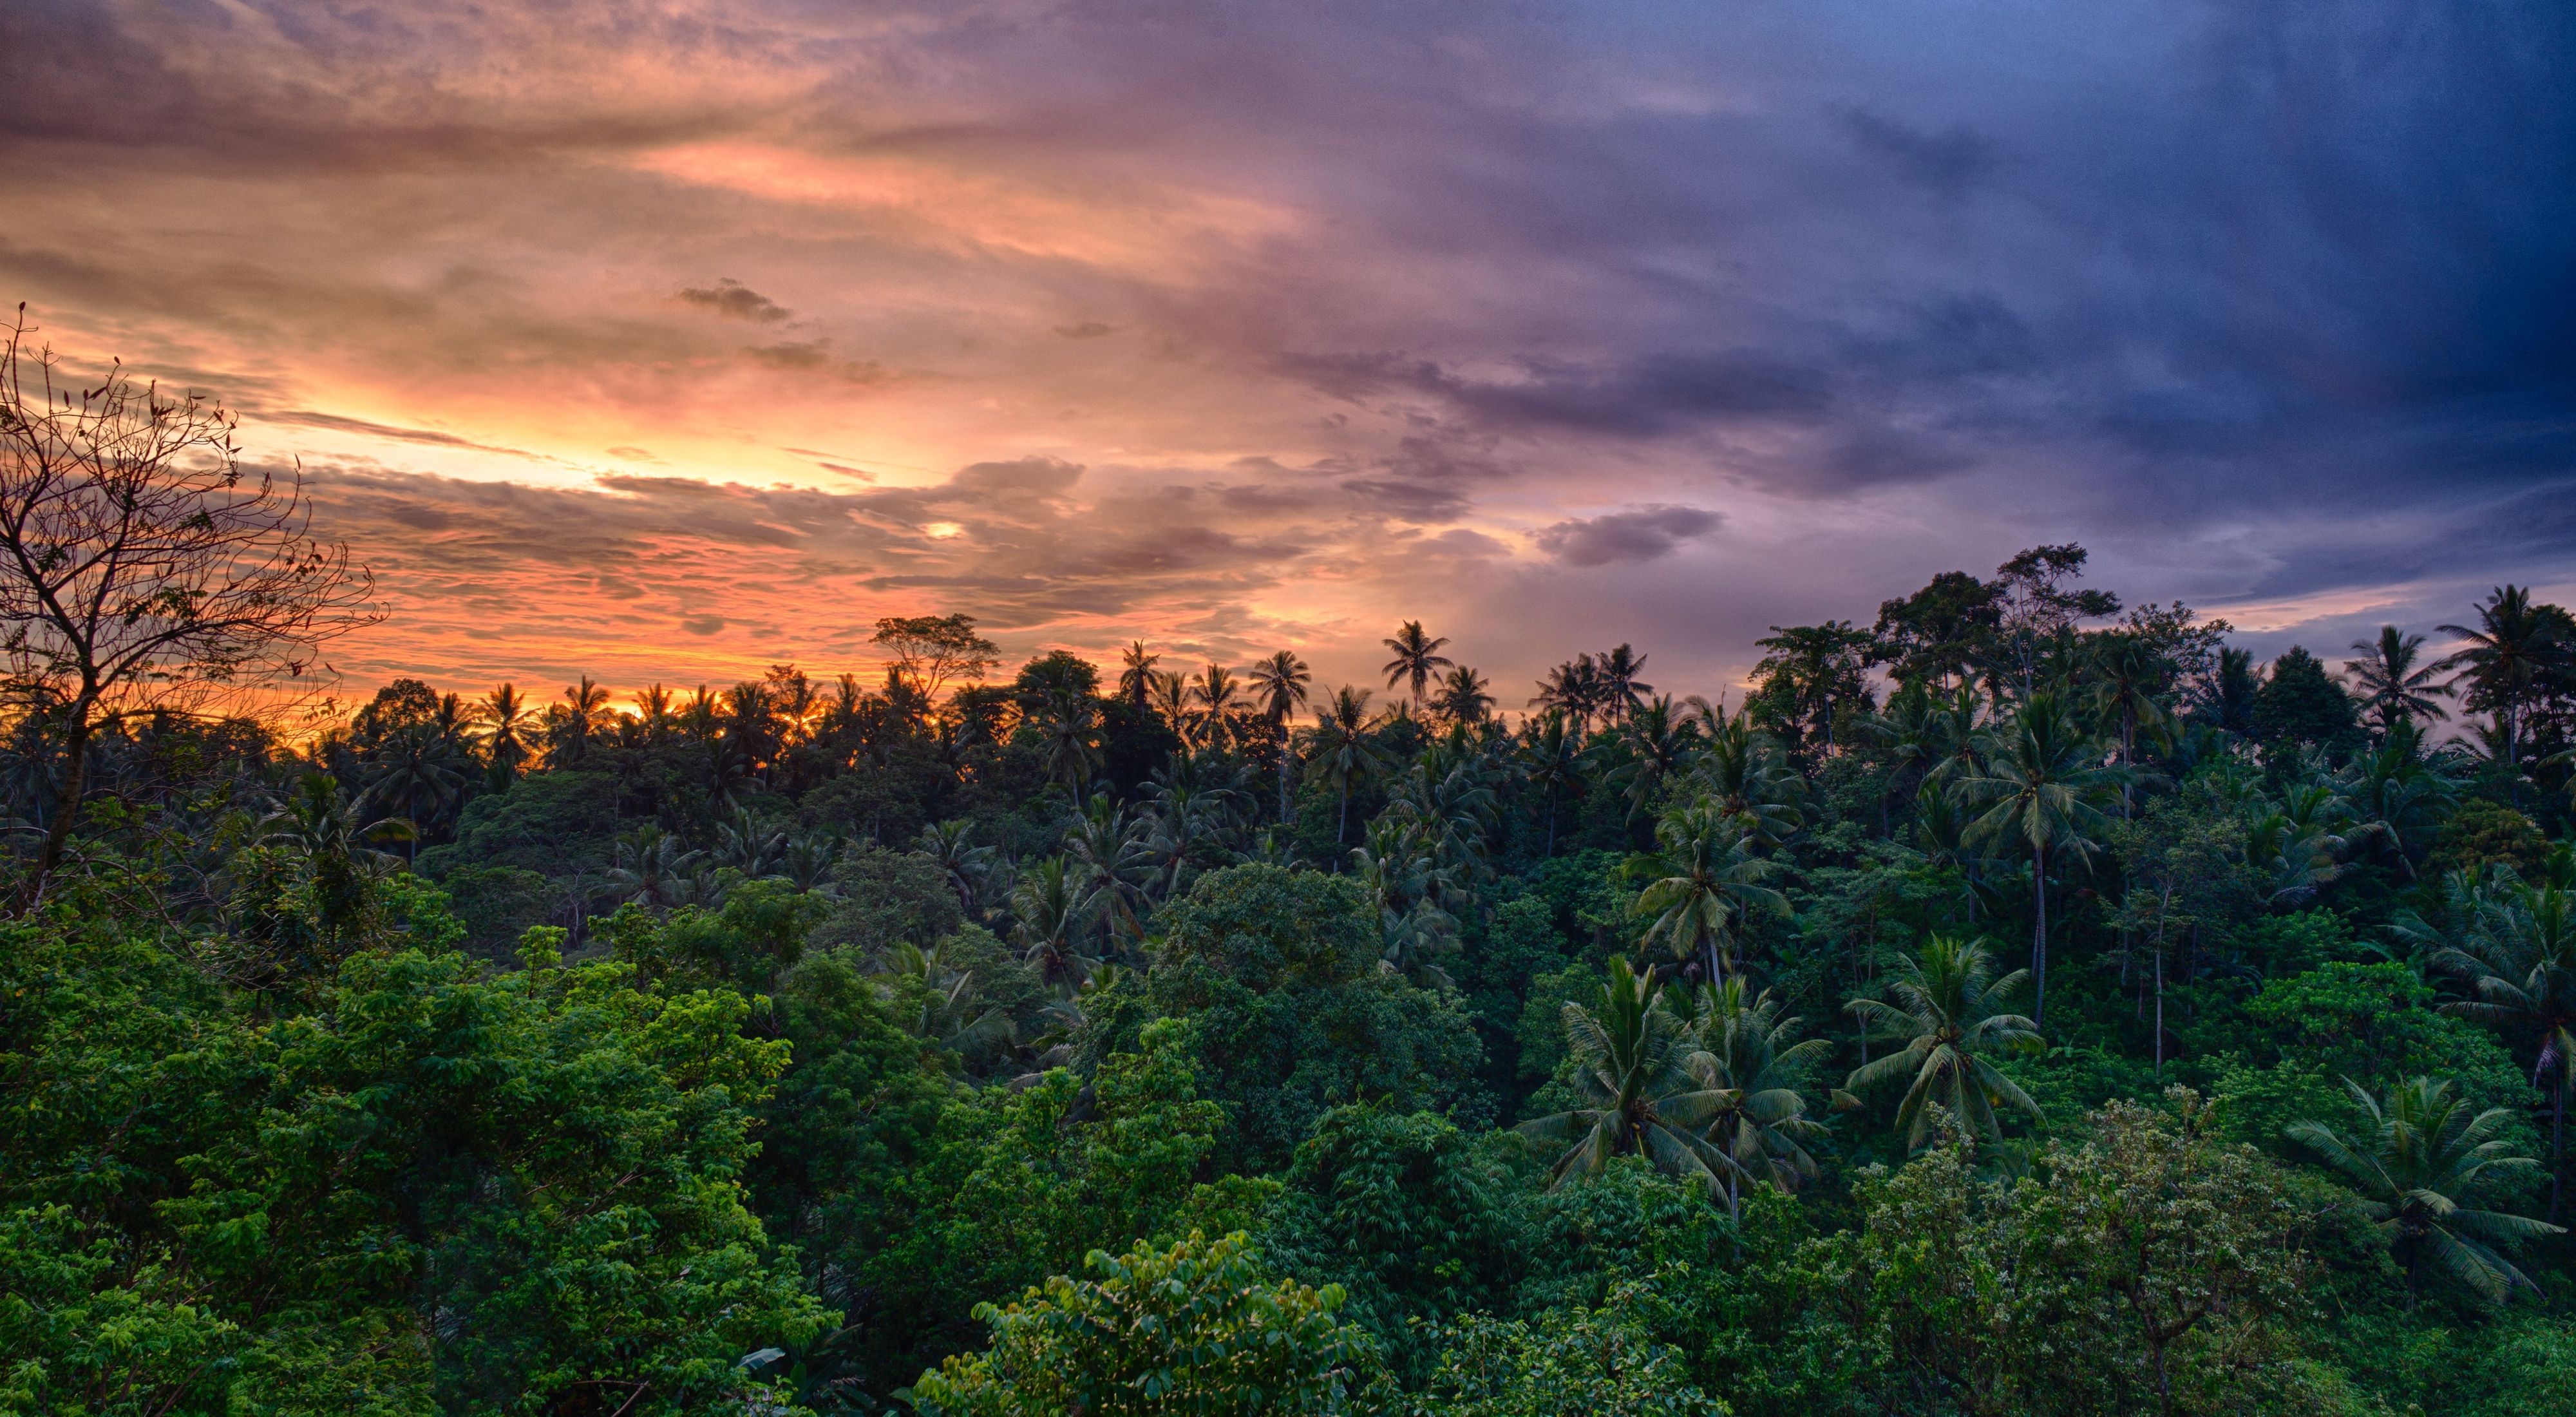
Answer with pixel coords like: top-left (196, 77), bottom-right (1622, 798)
top-left (4, 0), bottom-right (2573, 710)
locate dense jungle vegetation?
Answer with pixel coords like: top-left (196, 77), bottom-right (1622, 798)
top-left (9, 325), bottom-right (2576, 1417)
top-left (11, 537), bottom-right (2576, 1415)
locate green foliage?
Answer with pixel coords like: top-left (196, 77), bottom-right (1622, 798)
top-left (435, 863), bottom-right (559, 959)
top-left (417, 770), bottom-right (617, 879)
top-left (0, 911), bottom-right (826, 1416)
top-left (1256, 1106), bottom-right (1528, 1376)
top-left (1411, 1273), bottom-right (1729, 1417)
top-left (2430, 799), bottom-right (2553, 880)
top-left (907, 1230), bottom-right (1381, 1416)
top-left (1148, 866), bottom-right (1483, 1170)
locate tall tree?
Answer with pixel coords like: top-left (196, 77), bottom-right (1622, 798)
top-left (1517, 958), bottom-right (1738, 1197)
top-left (1955, 691), bottom-right (2121, 1028)
top-left (1630, 799), bottom-right (1790, 983)
top-left (0, 312), bottom-right (379, 888)
top-left (474, 683), bottom-right (536, 785)
top-left (1381, 620), bottom-right (1454, 707)
top-left (2439, 585), bottom-right (2573, 789)
top-left (1115, 640), bottom-right (1159, 713)
top-left (1844, 934), bottom-right (2045, 1148)
top-left (1595, 643), bottom-right (1652, 725)
top-left (1247, 649), bottom-right (1312, 824)
top-left (1429, 664), bottom-right (1495, 726)
top-left (2289, 1078), bottom-right (2564, 1307)
top-left (872, 613), bottom-right (1000, 702)
top-left (2345, 625), bottom-right (2452, 734)
top-left (1301, 686), bottom-right (1381, 850)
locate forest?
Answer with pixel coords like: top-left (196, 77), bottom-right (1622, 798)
top-left (10, 345), bottom-right (2576, 1415)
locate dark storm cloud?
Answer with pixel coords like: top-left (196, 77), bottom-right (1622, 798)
top-left (6, 0), bottom-right (2574, 694)
top-left (1536, 506), bottom-right (1722, 567)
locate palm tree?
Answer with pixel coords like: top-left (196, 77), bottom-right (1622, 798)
top-left (1010, 855), bottom-right (1101, 994)
top-left (2345, 626), bottom-right (2452, 734)
top-left (1596, 643), bottom-right (1653, 725)
top-left (1381, 620), bottom-right (1454, 707)
top-left (2085, 633), bottom-right (2171, 817)
top-left (554, 676), bottom-right (614, 766)
top-left (2203, 647), bottom-right (2262, 737)
top-left (357, 725), bottom-right (467, 861)
top-left (914, 819), bottom-right (993, 916)
top-left (2335, 721), bottom-right (2459, 880)
top-left (1247, 650), bottom-right (1312, 824)
top-left (715, 807), bottom-right (788, 878)
top-left (2289, 1077), bottom-right (2564, 1306)
top-left (2435, 875), bottom-right (2576, 1219)
top-left (1029, 687), bottom-right (1100, 794)
top-left (1149, 669), bottom-right (1194, 745)
top-left (475, 683), bottom-right (536, 785)
top-left (1611, 694), bottom-right (1701, 820)
top-left (605, 824), bottom-right (702, 908)
top-left (1116, 641), bottom-right (1160, 713)
top-left (1953, 691), bottom-right (2121, 1028)
top-left (1189, 663), bottom-right (1242, 750)
top-left (1301, 686), bottom-right (1381, 850)
top-left (1429, 664), bottom-right (1495, 726)
top-left (258, 772), bottom-right (416, 951)
top-left (1678, 977), bottom-right (1836, 1215)
top-left (1843, 934), bottom-right (2045, 1149)
top-left (1519, 710), bottom-right (1587, 857)
top-left (1691, 709), bottom-right (1804, 848)
top-left (1516, 958), bottom-right (1736, 1197)
top-left (1631, 799), bottom-right (1790, 983)
top-left (1531, 654), bottom-right (1606, 735)
top-left (2439, 585), bottom-right (2573, 790)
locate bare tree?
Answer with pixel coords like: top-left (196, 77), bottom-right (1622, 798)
top-left (0, 307), bottom-right (378, 891)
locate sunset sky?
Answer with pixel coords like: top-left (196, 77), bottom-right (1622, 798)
top-left (5, 1), bottom-right (2571, 708)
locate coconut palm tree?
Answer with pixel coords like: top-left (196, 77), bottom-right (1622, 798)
top-left (1010, 855), bottom-right (1102, 994)
top-left (2336, 720), bottom-right (2459, 880)
top-left (1519, 709), bottom-right (1587, 857)
top-left (1678, 977), bottom-right (1837, 1214)
top-left (1029, 686), bottom-right (1100, 794)
top-left (1116, 641), bottom-right (1160, 714)
top-left (1596, 643), bottom-right (1653, 725)
top-left (1381, 620), bottom-right (1454, 706)
top-left (1247, 649), bottom-right (1312, 823)
top-left (1611, 694), bottom-right (1701, 820)
top-left (1517, 958), bottom-right (1737, 1197)
top-left (605, 824), bottom-right (702, 908)
top-left (2289, 1077), bottom-right (2564, 1306)
top-left (914, 819), bottom-right (993, 915)
top-left (1691, 709), bottom-right (1805, 848)
top-left (1844, 934), bottom-right (2045, 1149)
top-left (553, 676), bottom-right (614, 766)
top-left (1189, 663), bottom-right (1242, 750)
top-left (1531, 654), bottom-right (1607, 734)
top-left (2085, 632), bottom-right (2172, 816)
top-left (2435, 875), bottom-right (2576, 1218)
top-left (475, 683), bottom-right (536, 785)
top-left (1149, 669), bottom-right (1194, 745)
top-left (1631, 799), bottom-right (1790, 982)
top-left (1429, 664), bottom-right (1495, 726)
top-left (2345, 626), bottom-right (2452, 734)
top-left (1301, 686), bottom-right (1381, 850)
top-left (1953, 691), bottom-right (2122, 1028)
top-left (2439, 585), bottom-right (2573, 788)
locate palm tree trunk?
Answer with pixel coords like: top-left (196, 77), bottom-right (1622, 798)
top-left (2153, 941), bottom-right (2165, 1078)
top-left (2031, 842), bottom-right (2049, 1031)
